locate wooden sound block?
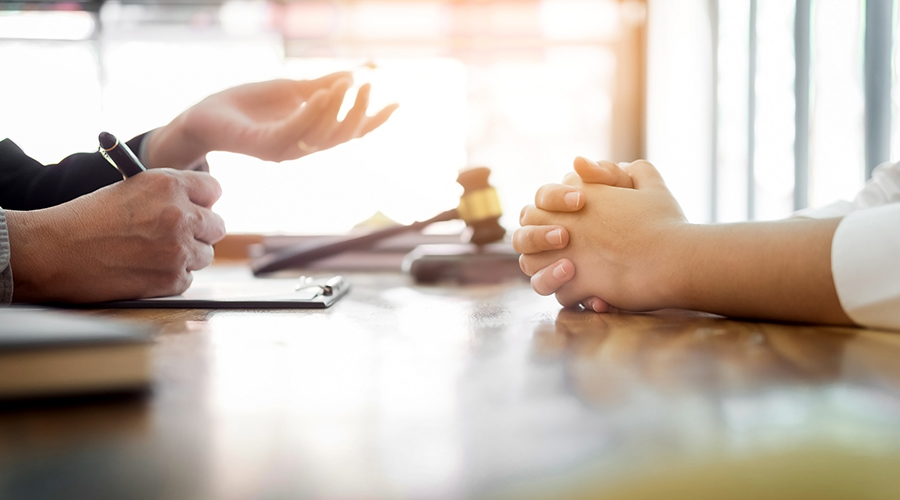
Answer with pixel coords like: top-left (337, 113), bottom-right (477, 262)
top-left (402, 243), bottom-right (527, 284)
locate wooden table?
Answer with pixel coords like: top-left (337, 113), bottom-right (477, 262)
top-left (1, 268), bottom-right (900, 499)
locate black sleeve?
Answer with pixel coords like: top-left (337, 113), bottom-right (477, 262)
top-left (0, 134), bottom-right (148, 210)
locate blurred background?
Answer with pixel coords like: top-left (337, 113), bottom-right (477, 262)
top-left (0, 0), bottom-right (896, 233)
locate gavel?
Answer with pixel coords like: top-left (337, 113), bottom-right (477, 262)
top-left (250, 167), bottom-right (506, 275)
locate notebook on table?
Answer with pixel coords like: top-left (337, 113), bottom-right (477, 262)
top-left (0, 307), bottom-right (154, 400)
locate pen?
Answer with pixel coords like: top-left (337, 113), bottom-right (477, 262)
top-left (98, 131), bottom-right (146, 178)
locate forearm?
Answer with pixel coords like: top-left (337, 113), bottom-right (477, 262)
top-left (671, 218), bottom-right (853, 325)
top-left (4, 208), bottom-right (66, 302)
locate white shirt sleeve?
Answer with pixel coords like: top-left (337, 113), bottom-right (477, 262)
top-left (853, 161), bottom-right (900, 208)
top-left (827, 161), bottom-right (900, 330)
top-left (832, 203), bottom-right (900, 330)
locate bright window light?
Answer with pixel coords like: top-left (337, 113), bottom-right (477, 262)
top-left (213, 57), bottom-right (468, 234)
top-left (0, 11), bottom-right (95, 41)
top-left (809, 0), bottom-right (865, 208)
top-left (715, 0), bottom-right (750, 223)
top-left (752, 0), bottom-right (796, 221)
top-left (0, 0), bottom-right (620, 236)
top-left (0, 42), bottom-right (101, 163)
top-left (539, 0), bottom-right (619, 40)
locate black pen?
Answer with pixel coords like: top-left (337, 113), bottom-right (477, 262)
top-left (98, 131), bottom-right (146, 178)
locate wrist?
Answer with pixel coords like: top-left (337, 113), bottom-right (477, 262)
top-left (655, 222), bottom-right (708, 310)
top-left (5, 209), bottom-right (65, 302)
top-left (147, 111), bottom-right (209, 170)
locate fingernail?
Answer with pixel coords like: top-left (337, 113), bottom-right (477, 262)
top-left (546, 228), bottom-right (563, 246)
top-left (588, 298), bottom-right (603, 312)
top-left (552, 263), bottom-right (568, 279)
top-left (564, 191), bottom-right (580, 209)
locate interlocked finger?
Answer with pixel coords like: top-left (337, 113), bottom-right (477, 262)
top-left (512, 225), bottom-right (569, 254)
top-left (534, 183), bottom-right (584, 212)
top-left (518, 251), bottom-right (565, 277)
top-left (529, 258), bottom-right (575, 296)
top-left (519, 204), bottom-right (555, 226)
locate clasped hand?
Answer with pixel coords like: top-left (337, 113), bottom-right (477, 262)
top-left (513, 157), bottom-right (688, 312)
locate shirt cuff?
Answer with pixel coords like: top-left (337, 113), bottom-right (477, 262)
top-left (0, 208), bottom-right (13, 305)
top-left (831, 203), bottom-right (900, 330)
top-left (137, 128), bottom-right (157, 169)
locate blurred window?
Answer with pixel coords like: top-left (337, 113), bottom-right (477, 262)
top-left (650, 0), bottom-right (886, 223)
top-left (0, 0), bottom-right (626, 234)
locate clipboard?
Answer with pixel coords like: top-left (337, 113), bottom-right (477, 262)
top-left (88, 268), bottom-right (349, 309)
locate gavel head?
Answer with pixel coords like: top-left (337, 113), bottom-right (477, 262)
top-left (456, 167), bottom-right (506, 245)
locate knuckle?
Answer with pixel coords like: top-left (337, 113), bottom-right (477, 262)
top-left (562, 171), bottom-right (580, 185)
top-left (154, 238), bottom-right (191, 269)
top-left (194, 209), bottom-right (226, 243)
top-left (203, 173), bottom-right (223, 201)
top-left (534, 185), bottom-right (549, 206)
top-left (534, 185), bottom-right (558, 209)
top-left (519, 205), bottom-right (536, 225)
top-left (146, 169), bottom-right (182, 196)
top-left (596, 160), bottom-right (616, 169)
top-left (151, 269), bottom-right (191, 296)
top-left (210, 213), bottom-right (227, 243)
top-left (174, 247), bottom-right (191, 269)
top-left (189, 244), bottom-right (214, 271)
top-left (511, 228), bottom-right (527, 253)
top-left (555, 291), bottom-right (581, 309)
top-left (513, 227), bottom-right (547, 254)
top-left (199, 245), bottom-right (215, 268)
top-left (518, 254), bottom-right (533, 276)
top-left (627, 159), bottom-right (653, 172)
top-left (518, 254), bottom-right (540, 276)
top-left (166, 244), bottom-right (191, 270)
top-left (537, 184), bottom-right (577, 211)
top-left (158, 205), bottom-right (190, 232)
top-left (530, 274), bottom-right (553, 296)
top-left (170, 271), bottom-right (193, 295)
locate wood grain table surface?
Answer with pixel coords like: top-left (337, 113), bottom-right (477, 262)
top-left (1, 266), bottom-right (899, 499)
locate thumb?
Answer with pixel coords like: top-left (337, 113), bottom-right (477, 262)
top-left (573, 156), bottom-right (633, 188)
top-left (623, 160), bottom-right (666, 190)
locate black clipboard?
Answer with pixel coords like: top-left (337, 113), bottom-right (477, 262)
top-left (85, 268), bottom-right (349, 309)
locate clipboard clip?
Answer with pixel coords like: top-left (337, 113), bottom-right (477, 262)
top-left (295, 275), bottom-right (346, 297)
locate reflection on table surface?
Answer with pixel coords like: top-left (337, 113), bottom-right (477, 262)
top-left (1, 270), bottom-right (899, 499)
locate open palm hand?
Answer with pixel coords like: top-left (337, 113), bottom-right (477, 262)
top-left (148, 71), bottom-right (399, 168)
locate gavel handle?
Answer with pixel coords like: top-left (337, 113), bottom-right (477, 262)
top-left (250, 209), bottom-right (459, 275)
